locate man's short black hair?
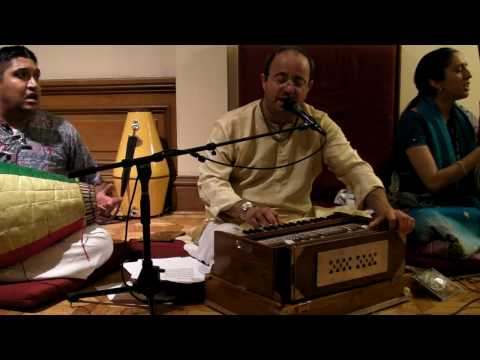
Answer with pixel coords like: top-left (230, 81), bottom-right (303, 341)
top-left (0, 45), bottom-right (37, 78)
top-left (263, 46), bottom-right (315, 81)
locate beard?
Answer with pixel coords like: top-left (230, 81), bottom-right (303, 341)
top-left (1, 104), bottom-right (36, 128)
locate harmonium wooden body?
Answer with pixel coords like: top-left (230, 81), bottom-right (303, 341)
top-left (205, 213), bottom-right (410, 315)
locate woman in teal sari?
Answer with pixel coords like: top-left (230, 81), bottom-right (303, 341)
top-left (393, 47), bottom-right (480, 258)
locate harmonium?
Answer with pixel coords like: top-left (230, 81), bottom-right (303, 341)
top-left (205, 212), bottom-right (410, 315)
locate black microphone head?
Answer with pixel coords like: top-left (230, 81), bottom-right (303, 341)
top-left (120, 135), bottom-right (138, 196)
top-left (282, 99), bottom-right (298, 112)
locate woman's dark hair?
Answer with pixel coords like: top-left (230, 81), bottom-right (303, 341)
top-left (263, 46), bottom-right (315, 81)
top-left (0, 45), bottom-right (37, 78)
top-left (404, 47), bottom-right (458, 111)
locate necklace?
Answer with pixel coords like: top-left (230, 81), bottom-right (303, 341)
top-left (260, 101), bottom-right (298, 143)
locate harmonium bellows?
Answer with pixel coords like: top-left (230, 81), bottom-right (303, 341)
top-left (211, 213), bottom-right (405, 304)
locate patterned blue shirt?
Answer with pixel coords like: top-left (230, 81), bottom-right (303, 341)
top-left (0, 110), bottom-right (100, 185)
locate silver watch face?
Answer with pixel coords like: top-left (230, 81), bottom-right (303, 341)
top-left (240, 201), bottom-right (254, 219)
top-left (241, 201), bottom-right (253, 212)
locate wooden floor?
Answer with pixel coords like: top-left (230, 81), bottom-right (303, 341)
top-left (2, 212), bottom-right (480, 315)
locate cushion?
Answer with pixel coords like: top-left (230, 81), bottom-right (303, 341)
top-left (0, 162), bottom-right (85, 267)
top-left (128, 239), bottom-right (190, 258)
top-left (406, 241), bottom-right (480, 276)
top-left (0, 242), bottom-right (134, 310)
top-left (0, 239), bottom-right (189, 310)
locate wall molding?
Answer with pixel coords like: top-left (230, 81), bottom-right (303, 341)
top-left (227, 46), bottom-right (239, 111)
top-left (41, 77), bottom-right (176, 95)
top-left (42, 105), bottom-right (169, 114)
top-left (172, 176), bottom-right (203, 212)
top-left (40, 77), bottom-right (203, 213)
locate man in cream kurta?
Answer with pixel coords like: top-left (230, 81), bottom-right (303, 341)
top-left (186, 46), bottom-right (414, 265)
top-left (199, 99), bottom-right (382, 220)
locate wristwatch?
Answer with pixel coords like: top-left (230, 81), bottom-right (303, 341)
top-left (239, 201), bottom-right (255, 221)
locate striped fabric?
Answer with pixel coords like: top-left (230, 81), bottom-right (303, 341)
top-left (0, 162), bottom-right (86, 267)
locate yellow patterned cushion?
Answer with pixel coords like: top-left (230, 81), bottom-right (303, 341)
top-left (0, 163), bottom-right (85, 267)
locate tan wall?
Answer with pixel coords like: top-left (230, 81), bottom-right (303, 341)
top-left (26, 45), bottom-right (176, 78)
top-left (175, 45), bottom-right (229, 176)
top-left (400, 45), bottom-right (480, 119)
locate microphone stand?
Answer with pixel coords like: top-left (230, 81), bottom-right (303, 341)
top-left (66, 123), bottom-right (312, 315)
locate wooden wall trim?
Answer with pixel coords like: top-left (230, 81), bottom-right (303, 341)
top-left (44, 105), bottom-right (168, 114)
top-left (172, 176), bottom-right (204, 213)
top-left (227, 46), bottom-right (239, 111)
top-left (39, 77), bottom-right (192, 213)
top-left (41, 77), bottom-right (177, 151)
top-left (41, 77), bottom-right (176, 95)
top-left (39, 77), bottom-right (203, 213)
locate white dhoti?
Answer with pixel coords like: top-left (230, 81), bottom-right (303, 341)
top-left (0, 225), bottom-right (113, 282)
top-left (184, 221), bottom-right (243, 266)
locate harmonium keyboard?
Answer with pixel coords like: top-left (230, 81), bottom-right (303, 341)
top-left (206, 212), bottom-right (408, 315)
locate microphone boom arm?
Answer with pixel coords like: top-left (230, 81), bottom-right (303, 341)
top-left (68, 123), bottom-right (312, 179)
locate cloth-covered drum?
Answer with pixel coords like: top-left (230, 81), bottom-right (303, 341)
top-left (0, 162), bottom-right (86, 267)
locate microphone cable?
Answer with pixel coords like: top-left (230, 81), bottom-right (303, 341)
top-left (194, 101), bottom-right (328, 171)
top-left (195, 133), bottom-right (327, 171)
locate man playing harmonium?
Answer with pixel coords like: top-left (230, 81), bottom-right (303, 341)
top-left (186, 46), bottom-right (415, 265)
top-left (0, 45), bottom-right (121, 282)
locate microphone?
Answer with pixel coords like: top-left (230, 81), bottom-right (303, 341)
top-left (283, 100), bottom-right (326, 136)
top-left (120, 120), bottom-right (140, 197)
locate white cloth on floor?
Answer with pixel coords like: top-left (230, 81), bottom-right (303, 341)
top-left (0, 225), bottom-right (113, 282)
top-left (184, 221), bottom-right (243, 266)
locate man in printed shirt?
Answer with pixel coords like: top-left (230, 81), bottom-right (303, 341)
top-left (0, 45), bottom-right (121, 282)
top-left (186, 46), bottom-right (415, 265)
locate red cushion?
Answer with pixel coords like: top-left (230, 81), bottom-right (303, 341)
top-left (406, 243), bottom-right (480, 276)
top-left (0, 242), bottom-right (132, 310)
top-left (128, 240), bottom-right (189, 258)
top-left (0, 240), bottom-right (188, 310)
